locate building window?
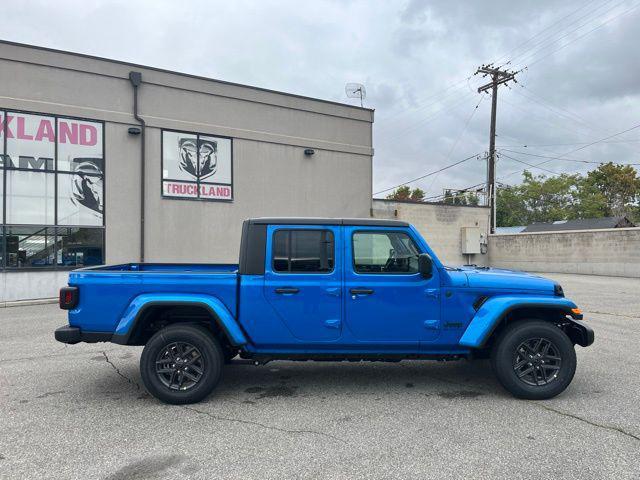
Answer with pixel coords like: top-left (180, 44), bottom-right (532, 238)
top-left (352, 231), bottom-right (420, 274)
top-left (162, 129), bottom-right (233, 201)
top-left (5, 226), bottom-right (55, 268)
top-left (55, 227), bottom-right (104, 267)
top-left (272, 229), bottom-right (335, 273)
top-left (0, 109), bottom-right (105, 270)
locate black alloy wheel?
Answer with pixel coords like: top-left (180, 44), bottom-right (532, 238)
top-left (512, 337), bottom-right (562, 386)
top-left (155, 342), bottom-right (205, 391)
top-left (140, 324), bottom-right (224, 404)
top-left (491, 320), bottom-right (576, 400)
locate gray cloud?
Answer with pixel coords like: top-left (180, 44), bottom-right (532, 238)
top-left (1, 0), bottom-right (638, 199)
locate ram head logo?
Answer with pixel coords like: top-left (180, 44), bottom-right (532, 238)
top-left (178, 138), bottom-right (218, 181)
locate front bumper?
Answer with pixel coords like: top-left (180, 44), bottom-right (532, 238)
top-left (565, 318), bottom-right (594, 347)
top-left (54, 325), bottom-right (112, 344)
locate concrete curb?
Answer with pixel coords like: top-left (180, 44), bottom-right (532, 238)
top-left (0, 298), bottom-right (57, 308)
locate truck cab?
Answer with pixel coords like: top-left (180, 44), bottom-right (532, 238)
top-left (55, 217), bottom-right (594, 404)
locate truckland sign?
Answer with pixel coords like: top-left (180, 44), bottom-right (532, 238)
top-left (0, 112), bottom-right (104, 226)
top-left (162, 130), bottom-right (233, 201)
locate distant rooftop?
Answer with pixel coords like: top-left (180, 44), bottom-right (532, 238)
top-left (521, 216), bottom-right (636, 233)
top-left (495, 226), bottom-right (526, 234)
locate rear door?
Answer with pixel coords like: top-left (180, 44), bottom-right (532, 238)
top-left (343, 227), bottom-right (440, 347)
top-left (263, 225), bottom-right (342, 341)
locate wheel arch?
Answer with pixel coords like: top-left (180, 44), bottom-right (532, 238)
top-left (112, 294), bottom-right (248, 347)
top-left (459, 296), bottom-right (587, 349)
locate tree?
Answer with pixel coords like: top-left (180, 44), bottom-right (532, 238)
top-left (410, 188), bottom-right (425, 202)
top-left (386, 186), bottom-right (425, 202)
top-left (495, 162), bottom-right (640, 226)
top-left (582, 162), bottom-right (640, 217)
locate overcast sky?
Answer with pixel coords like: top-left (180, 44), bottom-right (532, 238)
top-left (3, 0), bottom-right (639, 199)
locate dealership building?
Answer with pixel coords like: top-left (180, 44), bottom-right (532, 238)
top-left (0, 41), bottom-right (373, 303)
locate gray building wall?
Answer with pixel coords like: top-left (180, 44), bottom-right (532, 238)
top-left (371, 199), bottom-right (490, 265)
top-left (0, 41), bottom-right (373, 301)
top-left (488, 228), bottom-right (640, 278)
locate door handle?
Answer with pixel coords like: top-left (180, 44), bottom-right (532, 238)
top-left (350, 288), bottom-right (374, 295)
top-left (275, 287), bottom-right (299, 294)
top-left (424, 288), bottom-right (440, 298)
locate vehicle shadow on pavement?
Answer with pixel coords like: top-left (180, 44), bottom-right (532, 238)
top-left (86, 354), bottom-right (505, 404)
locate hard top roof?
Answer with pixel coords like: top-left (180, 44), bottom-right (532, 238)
top-left (247, 217), bottom-right (409, 227)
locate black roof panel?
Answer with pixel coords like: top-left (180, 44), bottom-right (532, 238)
top-left (248, 217), bottom-right (409, 227)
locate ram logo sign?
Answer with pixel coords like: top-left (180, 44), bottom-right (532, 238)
top-left (162, 130), bottom-right (233, 201)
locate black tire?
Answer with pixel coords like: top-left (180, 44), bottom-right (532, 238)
top-left (140, 324), bottom-right (223, 404)
top-left (491, 320), bottom-right (576, 400)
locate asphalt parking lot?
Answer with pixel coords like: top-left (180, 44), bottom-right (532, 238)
top-left (1, 273), bottom-right (639, 479)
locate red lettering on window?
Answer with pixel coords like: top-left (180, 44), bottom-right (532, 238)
top-left (35, 119), bottom-right (55, 142)
top-left (80, 124), bottom-right (98, 146)
top-left (16, 116), bottom-right (33, 140)
top-left (59, 122), bottom-right (78, 144)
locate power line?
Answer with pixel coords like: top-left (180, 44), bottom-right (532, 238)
top-left (425, 95), bottom-right (485, 192)
top-left (498, 152), bottom-right (562, 176)
top-left (497, 139), bottom-right (640, 148)
top-left (498, 122), bottom-right (640, 181)
top-left (500, 148), bottom-right (640, 166)
top-left (522, 1), bottom-right (640, 68)
top-left (381, 90), bottom-right (477, 143)
top-left (507, 0), bottom-right (626, 67)
top-left (493, 0), bottom-right (601, 66)
top-left (382, 78), bottom-right (471, 126)
top-left (373, 153), bottom-right (481, 196)
top-left (499, 95), bottom-right (597, 138)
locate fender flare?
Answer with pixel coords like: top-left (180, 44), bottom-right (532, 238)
top-left (459, 295), bottom-right (581, 348)
top-left (111, 293), bottom-right (248, 346)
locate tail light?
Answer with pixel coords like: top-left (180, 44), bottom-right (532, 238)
top-left (59, 287), bottom-right (79, 310)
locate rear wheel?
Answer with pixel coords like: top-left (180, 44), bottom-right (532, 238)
top-left (491, 320), bottom-right (576, 400)
top-left (140, 324), bottom-right (223, 404)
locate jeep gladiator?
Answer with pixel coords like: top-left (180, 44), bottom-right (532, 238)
top-left (55, 218), bottom-right (594, 404)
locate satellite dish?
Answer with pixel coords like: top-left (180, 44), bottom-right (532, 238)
top-left (345, 83), bottom-right (366, 107)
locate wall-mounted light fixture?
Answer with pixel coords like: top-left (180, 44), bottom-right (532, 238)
top-left (304, 148), bottom-right (315, 156)
top-left (128, 126), bottom-right (142, 135)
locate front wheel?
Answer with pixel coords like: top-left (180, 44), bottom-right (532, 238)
top-left (140, 324), bottom-right (223, 404)
top-left (491, 320), bottom-right (576, 400)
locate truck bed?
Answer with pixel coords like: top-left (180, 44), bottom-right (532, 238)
top-left (67, 263), bottom-right (239, 333)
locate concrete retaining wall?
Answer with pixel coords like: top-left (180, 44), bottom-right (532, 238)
top-left (488, 227), bottom-right (640, 277)
top-left (372, 199), bottom-right (490, 265)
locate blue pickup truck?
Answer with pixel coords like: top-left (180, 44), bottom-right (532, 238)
top-left (55, 217), bottom-right (593, 404)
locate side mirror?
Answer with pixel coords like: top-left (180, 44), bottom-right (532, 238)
top-left (418, 253), bottom-right (433, 278)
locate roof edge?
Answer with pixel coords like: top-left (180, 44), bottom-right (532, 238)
top-left (0, 39), bottom-right (374, 114)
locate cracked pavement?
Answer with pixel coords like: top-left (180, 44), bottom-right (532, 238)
top-left (0, 273), bottom-right (639, 479)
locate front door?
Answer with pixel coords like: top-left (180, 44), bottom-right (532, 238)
top-left (263, 225), bottom-right (342, 342)
top-left (343, 227), bottom-right (440, 348)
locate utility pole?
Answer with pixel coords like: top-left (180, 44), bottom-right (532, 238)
top-left (475, 64), bottom-right (518, 233)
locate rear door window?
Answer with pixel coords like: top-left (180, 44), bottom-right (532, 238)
top-left (272, 229), bottom-right (334, 273)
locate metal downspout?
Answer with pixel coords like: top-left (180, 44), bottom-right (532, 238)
top-left (129, 71), bottom-right (145, 262)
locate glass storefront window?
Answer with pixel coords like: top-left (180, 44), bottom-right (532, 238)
top-left (57, 172), bottom-right (103, 226)
top-left (5, 226), bottom-right (55, 268)
top-left (5, 112), bottom-right (56, 171)
top-left (5, 170), bottom-right (55, 225)
top-left (0, 109), bottom-right (105, 270)
top-left (55, 227), bottom-right (104, 267)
